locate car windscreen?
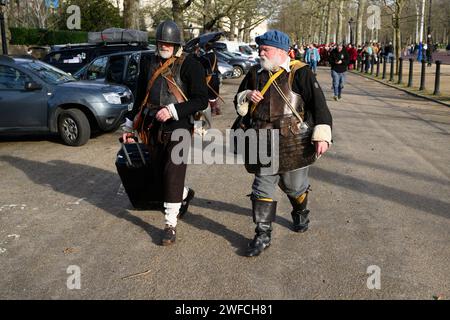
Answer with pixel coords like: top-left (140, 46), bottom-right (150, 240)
top-left (21, 60), bottom-right (76, 84)
top-left (239, 45), bottom-right (253, 55)
top-left (217, 51), bottom-right (234, 59)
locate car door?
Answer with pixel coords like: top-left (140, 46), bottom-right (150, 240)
top-left (104, 55), bottom-right (127, 85)
top-left (86, 56), bottom-right (109, 83)
top-left (123, 53), bottom-right (140, 96)
top-left (0, 64), bottom-right (49, 130)
top-left (45, 49), bottom-right (90, 74)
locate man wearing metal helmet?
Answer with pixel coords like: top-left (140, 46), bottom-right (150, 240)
top-left (233, 30), bottom-right (333, 257)
top-left (122, 20), bottom-right (209, 246)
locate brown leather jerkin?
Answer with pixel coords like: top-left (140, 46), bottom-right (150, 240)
top-left (133, 56), bottom-right (177, 144)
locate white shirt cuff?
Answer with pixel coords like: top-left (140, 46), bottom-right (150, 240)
top-left (166, 103), bottom-right (179, 121)
top-left (237, 90), bottom-right (251, 106)
top-left (312, 124), bottom-right (332, 144)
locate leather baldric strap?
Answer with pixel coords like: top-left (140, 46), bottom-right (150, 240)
top-left (133, 56), bottom-right (177, 130)
top-left (205, 54), bottom-right (217, 84)
top-left (250, 60), bottom-right (306, 116)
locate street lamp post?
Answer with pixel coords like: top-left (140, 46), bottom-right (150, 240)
top-left (0, 0), bottom-right (8, 55)
top-left (348, 18), bottom-right (355, 45)
top-left (426, 0), bottom-right (432, 66)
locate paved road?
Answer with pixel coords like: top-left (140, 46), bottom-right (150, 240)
top-left (0, 67), bottom-right (449, 300)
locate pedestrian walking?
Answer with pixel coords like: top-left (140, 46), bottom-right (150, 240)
top-left (233, 30), bottom-right (333, 257)
top-left (329, 44), bottom-right (349, 101)
top-left (121, 20), bottom-right (209, 246)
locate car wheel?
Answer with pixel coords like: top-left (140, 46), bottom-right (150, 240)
top-left (58, 109), bottom-right (91, 146)
top-left (233, 66), bottom-right (244, 78)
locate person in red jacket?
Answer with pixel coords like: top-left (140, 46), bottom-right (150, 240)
top-left (347, 44), bottom-right (358, 70)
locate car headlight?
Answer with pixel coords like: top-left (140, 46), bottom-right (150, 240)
top-left (103, 92), bottom-right (122, 105)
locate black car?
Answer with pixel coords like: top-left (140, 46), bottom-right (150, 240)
top-left (73, 50), bottom-right (155, 99)
top-left (43, 43), bottom-right (153, 75)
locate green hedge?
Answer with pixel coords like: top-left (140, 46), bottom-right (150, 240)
top-left (10, 28), bottom-right (88, 46)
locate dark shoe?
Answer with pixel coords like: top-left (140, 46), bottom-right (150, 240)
top-left (333, 96), bottom-right (338, 101)
top-left (338, 94), bottom-right (342, 99)
top-left (245, 199), bottom-right (276, 257)
top-left (245, 233), bottom-right (271, 257)
top-left (162, 225), bottom-right (176, 246)
top-left (178, 188), bottom-right (195, 219)
top-left (291, 209), bottom-right (310, 233)
top-left (288, 189), bottom-right (310, 233)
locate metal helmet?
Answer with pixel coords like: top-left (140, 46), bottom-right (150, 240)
top-left (156, 20), bottom-right (182, 45)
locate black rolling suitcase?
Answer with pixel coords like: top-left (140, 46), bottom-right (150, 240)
top-left (115, 139), bottom-right (163, 210)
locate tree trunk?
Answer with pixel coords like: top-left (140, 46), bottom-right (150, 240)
top-left (203, 0), bottom-right (211, 32)
top-left (229, 14), bottom-right (237, 40)
top-left (336, 0), bottom-right (344, 44)
top-left (324, 2), bottom-right (332, 44)
top-left (419, 0), bottom-right (425, 43)
top-left (393, 0), bottom-right (405, 74)
top-left (356, 0), bottom-right (366, 46)
top-left (318, 6), bottom-right (325, 44)
top-left (415, 0), bottom-right (420, 43)
top-left (123, 0), bottom-right (140, 29)
top-left (0, 5), bottom-right (10, 51)
top-left (243, 16), bottom-right (252, 43)
top-left (308, 14), bottom-right (314, 43)
top-left (172, 0), bottom-right (185, 41)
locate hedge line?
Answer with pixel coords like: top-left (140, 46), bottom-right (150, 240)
top-left (10, 28), bottom-right (88, 46)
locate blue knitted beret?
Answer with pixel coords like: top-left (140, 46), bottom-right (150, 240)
top-left (255, 30), bottom-right (290, 52)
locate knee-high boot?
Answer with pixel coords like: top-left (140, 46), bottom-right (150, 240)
top-left (288, 189), bottom-right (310, 233)
top-left (246, 199), bottom-right (277, 257)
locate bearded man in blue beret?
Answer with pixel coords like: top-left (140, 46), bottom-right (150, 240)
top-left (233, 30), bottom-right (333, 257)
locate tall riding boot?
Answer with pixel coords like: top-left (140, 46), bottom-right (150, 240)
top-left (288, 189), bottom-right (310, 233)
top-left (246, 199), bottom-right (277, 257)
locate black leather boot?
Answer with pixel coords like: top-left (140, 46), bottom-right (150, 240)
top-left (178, 188), bottom-right (195, 219)
top-left (288, 189), bottom-right (310, 233)
top-left (245, 199), bottom-right (277, 257)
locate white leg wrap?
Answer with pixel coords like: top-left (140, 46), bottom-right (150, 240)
top-left (164, 202), bottom-right (181, 227)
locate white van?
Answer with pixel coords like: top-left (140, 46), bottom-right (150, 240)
top-left (216, 40), bottom-right (258, 60)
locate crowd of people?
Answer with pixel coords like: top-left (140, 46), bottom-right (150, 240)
top-left (289, 40), bottom-right (439, 72)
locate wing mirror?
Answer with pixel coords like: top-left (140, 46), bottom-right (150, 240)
top-left (25, 81), bottom-right (43, 91)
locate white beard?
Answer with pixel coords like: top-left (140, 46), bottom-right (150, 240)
top-left (260, 55), bottom-right (282, 72)
top-left (158, 49), bottom-right (172, 59)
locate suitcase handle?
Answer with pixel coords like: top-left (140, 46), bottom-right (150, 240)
top-left (119, 137), bottom-right (147, 166)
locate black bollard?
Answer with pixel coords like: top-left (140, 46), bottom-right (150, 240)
top-left (407, 58), bottom-right (414, 87)
top-left (382, 58), bottom-right (387, 79)
top-left (398, 57), bottom-right (403, 84)
top-left (370, 55), bottom-right (375, 75)
top-left (419, 59), bottom-right (426, 91)
top-left (360, 57), bottom-right (364, 73)
top-left (376, 56), bottom-right (380, 77)
top-left (433, 60), bottom-right (441, 95)
top-left (389, 58), bottom-right (394, 82)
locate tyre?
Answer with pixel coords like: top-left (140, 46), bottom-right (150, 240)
top-left (58, 109), bottom-right (91, 146)
top-left (233, 66), bottom-right (244, 78)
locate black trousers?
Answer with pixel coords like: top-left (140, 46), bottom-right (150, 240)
top-left (147, 130), bottom-right (190, 203)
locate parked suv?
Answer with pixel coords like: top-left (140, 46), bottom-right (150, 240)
top-left (73, 50), bottom-right (153, 99)
top-left (43, 43), bottom-right (152, 75)
top-left (0, 56), bottom-right (133, 146)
